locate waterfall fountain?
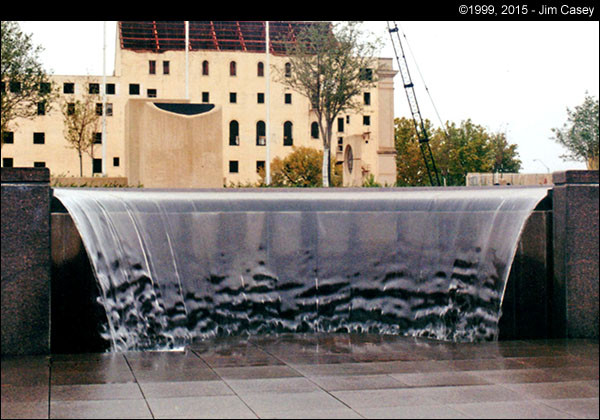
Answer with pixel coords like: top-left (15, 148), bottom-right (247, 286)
top-left (53, 187), bottom-right (550, 352)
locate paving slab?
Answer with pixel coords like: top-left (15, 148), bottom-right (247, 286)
top-left (1, 334), bottom-right (598, 418)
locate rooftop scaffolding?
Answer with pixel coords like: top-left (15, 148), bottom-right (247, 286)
top-left (119, 21), bottom-right (323, 55)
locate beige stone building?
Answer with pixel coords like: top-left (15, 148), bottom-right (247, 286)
top-left (1, 21), bottom-right (397, 188)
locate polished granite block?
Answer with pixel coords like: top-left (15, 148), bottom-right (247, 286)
top-left (552, 170), bottom-right (599, 339)
top-left (1, 168), bottom-right (51, 356)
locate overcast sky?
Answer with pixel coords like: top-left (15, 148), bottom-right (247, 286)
top-left (17, 20), bottom-right (599, 174)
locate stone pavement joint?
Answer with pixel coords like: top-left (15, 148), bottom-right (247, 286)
top-left (1, 334), bottom-right (598, 419)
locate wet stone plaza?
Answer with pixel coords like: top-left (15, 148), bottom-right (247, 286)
top-left (1, 333), bottom-right (598, 419)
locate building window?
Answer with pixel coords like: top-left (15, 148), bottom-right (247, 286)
top-left (256, 160), bottom-right (265, 173)
top-left (311, 122), bottom-right (319, 139)
top-left (229, 160), bottom-right (239, 173)
top-left (3, 132), bottom-right (14, 144)
top-left (284, 93), bottom-right (292, 104)
top-left (92, 158), bottom-right (102, 174)
top-left (106, 83), bottom-right (115, 95)
top-left (359, 68), bottom-right (373, 81)
top-left (257, 93), bottom-right (264, 104)
top-left (129, 84), bottom-right (140, 95)
top-left (2, 158), bottom-right (14, 167)
top-left (202, 60), bottom-right (209, 76)
top-left (337, 137), bottom-right (343, 152)
top-left (257, 62), bottom-right (264, 77)
top-left (163, 61), bottom-right (170, 75)
top-left (149, 60), bottom-right (156, 74)
top-left (33, 161), bottom-right (46, 168)
top-left (283, 121), bottom-right (293, 146)
top-left (67, 103), bottom-right (75, 115)
top-left (256, 121), bottom-right (266, 145)
top-left (147, 89), bottom-right (157, 98)
top-left (229, 92), bottom-right (237, 103)
top-left (89, 83), bottom-right (100, 94)
top-left (229, 120), bottom-right (239, 146)
top-left (95, 103), bottom-right (113, 116)
top-left (364, 92), bottom-right (371, 105)
top-left (39, 83), bottom-right (51, 94)
top-left (363, 115), bottom-right (371, 126)
top-left (337, 117), bottom-right (344, 132)
top-left (37, 101), bottom-right (46, 116)
top-left (63, 83), bottom-right (74, 94)
top-left (113, 157), bottom-right (120, 167)
top-left (230, 61), bottom-right (237, 76)
top-left (33, 132), bottom-right (45, 144)
top-left (285, 62), bottom-right (291, 77)
top-left (9, 81), bottom-right (21, 93)
top-left (202, 92), bottom-right (209, 103)
top-left (93, 132), bottom-right (102, 144)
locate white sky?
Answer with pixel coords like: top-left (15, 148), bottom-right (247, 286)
top-left (17, 20), bottom-right (599, 174)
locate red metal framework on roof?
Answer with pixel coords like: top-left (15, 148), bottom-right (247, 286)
top-left (119, 21), bottom-right (324, 55)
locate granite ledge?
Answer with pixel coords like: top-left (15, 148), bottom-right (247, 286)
top-left (1, 167), bottom-right (50, 183)
top-left (552, 170), bottom-right (599, 185)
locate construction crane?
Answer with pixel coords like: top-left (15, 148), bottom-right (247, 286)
top-left (387, 21), bottom-right (441, 186)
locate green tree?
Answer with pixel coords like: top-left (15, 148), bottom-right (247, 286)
top-left (394, 117), bottom-right (522, 186)
top-left (262, 146), bottom-right (342, 187)
top-left (488, 131), bottom-right (522, 173)
top-left (551, 94), bottom-right (599, 170)
top-left (394, 117), bottom-right (441, 186)
top-left (61, 78), bottom-right (101, 177)
top-left (1, 21), bottom-right (56, 147)
top-left (276, 21), bottom-right (381, 187)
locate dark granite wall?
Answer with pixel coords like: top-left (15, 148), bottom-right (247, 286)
top-left (552, 170), bottom-right (599, 339)
top-left (1, 168), bottom-right (51, 355)
top-left (499, 210), bottom-right (553, 340)
top-left (51, 213), bottom-right (109, 353)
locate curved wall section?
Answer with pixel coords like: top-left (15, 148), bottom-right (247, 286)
top-left (125, 99), bottom-right (223, 188)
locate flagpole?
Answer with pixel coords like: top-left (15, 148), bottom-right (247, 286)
top-left (185, 21), bottom-right (189, 100)
top-left (101, 21), bottom-right (107, 177)
top-left (265, 20), bottom-right (271, 186)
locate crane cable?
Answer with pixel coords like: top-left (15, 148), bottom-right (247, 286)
top-left (394, 22), bottom-right (450, 141)
top-left (387, 21), bottom-right (441, 186)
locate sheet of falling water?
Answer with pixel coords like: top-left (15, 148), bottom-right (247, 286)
top-left (53, 187), bottom-right (550, 351)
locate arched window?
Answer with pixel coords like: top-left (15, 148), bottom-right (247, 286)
top-left (283, 121), bottom-right (293, 146)
top-left (230, 61), bottom-right (237, 76)
top-left (257, 62), bottom-right (264, 77)
top-left (284, 62), bottom-right (291, 77)
top-left (256, 121), bottom-right (266, 145)
top-left (311, 122), bottom-right (319, 139)
top-left (229, 120), bottom-right (239, 145)
top-left (202, 60), bottom-right (209, 76)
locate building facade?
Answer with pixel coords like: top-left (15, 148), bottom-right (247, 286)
top-left (1, 21), bottom-right (397, 187)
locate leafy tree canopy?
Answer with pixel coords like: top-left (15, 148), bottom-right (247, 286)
top-left (277, 21), bottom-right (381, 186)
top-left (395, 117), bottom-right (522, 186)
top-left (1, 21), bottom-right (56, 145)
top-left (551, 94), bottom-right (599, 170)
top-left (262, 146), bottom-right (342, 187)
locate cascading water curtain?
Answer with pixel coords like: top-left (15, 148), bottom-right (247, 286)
top-left (53, 187), bottom-right (550, 351)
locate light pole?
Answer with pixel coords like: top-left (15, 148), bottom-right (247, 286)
top-left (533, 159), bottom-right (550, 173)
